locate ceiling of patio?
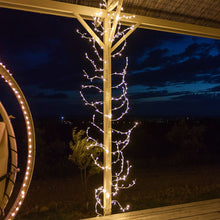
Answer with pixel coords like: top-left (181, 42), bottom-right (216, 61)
top-left (55, 0), bottom-right (220, 29)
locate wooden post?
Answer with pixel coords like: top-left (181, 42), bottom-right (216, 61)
top-left (103, 12), bottom-right (112, 216)
top-left (74, 1), bottom-right (138, 215)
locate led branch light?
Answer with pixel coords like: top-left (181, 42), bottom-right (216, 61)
top-left (78, 0), bottom-right (137, 216)
top-left (0, 63), bottom-right (35, 220)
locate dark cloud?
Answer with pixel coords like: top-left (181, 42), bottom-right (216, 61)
top-left (171, 93), bottom-right (212, 101)
top-left (132, 98), bottom-right (220, 117)
top-left (209, 85), bottom-right (220, 92)
top-left (179, 42), bottom-right (211, 58)
top-left (137, 48), bottom-right (169, 66)
top-left (214, 40), bottom-right (220, 52)
top-left (127, 28), bottom-right (184, 53)
top-left (34, 92), bottom-right (69, 99)
top-left (129, 90), bottom-right (190, 100)
top-left (128, 43), bottom-right (220, 87)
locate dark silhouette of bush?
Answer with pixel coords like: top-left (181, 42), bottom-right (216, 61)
top-left (33, 120), bottom-right (76, 179)
top-left (166, 119), bottom-right (206, 163)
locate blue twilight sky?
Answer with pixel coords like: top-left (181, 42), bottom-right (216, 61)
top-left (0, 8), bottom-right (220, 118)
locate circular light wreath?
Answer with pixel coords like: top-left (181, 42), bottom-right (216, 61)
top-left (0, 101), bottom-right (18, 216)
top-left (0, 62), bottom-right (35, 219)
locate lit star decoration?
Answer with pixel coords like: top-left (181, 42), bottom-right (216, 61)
top-left (78, 0), bottom-right (137, 216)
top-left (0, 62), bottom-right (35, 219)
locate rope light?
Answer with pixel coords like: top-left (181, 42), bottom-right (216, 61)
top-left (0, 63), bottom-right (35, 220)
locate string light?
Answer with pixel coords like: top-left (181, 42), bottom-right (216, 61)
top-left (0, 63), bottom-right (35, 219)
top-left (78, 0), bottom-right (137, 216)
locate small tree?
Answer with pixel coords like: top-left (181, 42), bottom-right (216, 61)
top-left (69, 127), bottom-right (102, 210)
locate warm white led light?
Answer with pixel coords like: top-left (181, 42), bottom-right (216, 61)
top-left (0, 63), bottom-right (35, 219)
top-left (78, 0), bottom-right (137, 216)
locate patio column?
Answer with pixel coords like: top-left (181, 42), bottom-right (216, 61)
top-left (75, 0), bottom-right (139, 215)
top-left (103, 12), bottom-right (112, 216)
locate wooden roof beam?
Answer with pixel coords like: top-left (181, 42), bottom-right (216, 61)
top-left (107, 0), bottom-right (119, 12)
top-left (0, 0), bottom-right (220, 40)
top-left (122, 13), bottom-right (220, 40)
top-left (0, 0), bottom-right (102, 19)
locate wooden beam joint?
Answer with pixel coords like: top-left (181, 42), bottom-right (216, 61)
top-left (74, 13), bottom-right (104, 48)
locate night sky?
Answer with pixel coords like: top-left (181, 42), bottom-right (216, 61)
top-left (0, 7), bottom-right (220, 118)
